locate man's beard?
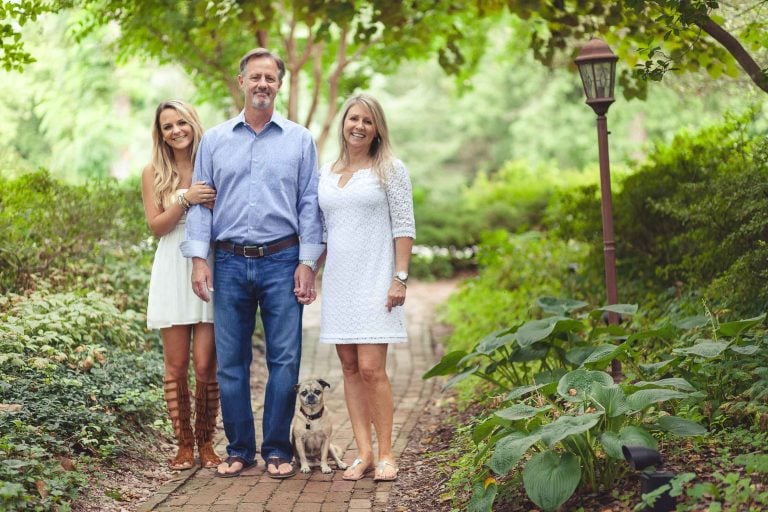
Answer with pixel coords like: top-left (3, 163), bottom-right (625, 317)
top-left (251, 93), bottom-right (271, 110)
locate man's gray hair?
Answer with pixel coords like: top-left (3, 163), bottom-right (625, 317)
top-left (239, 48), bottom-right (286, 80)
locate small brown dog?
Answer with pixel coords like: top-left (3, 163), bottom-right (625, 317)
top-left (291, 378), bottom-right (348, 474)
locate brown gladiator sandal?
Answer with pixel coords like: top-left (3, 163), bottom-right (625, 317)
top-left (195, 380), bottom-right (222, 468)
top-left (164, 379), bottom-right (194, 470)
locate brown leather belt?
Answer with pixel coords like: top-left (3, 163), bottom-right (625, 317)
top-left (215, 236), bottom-right (299, 258)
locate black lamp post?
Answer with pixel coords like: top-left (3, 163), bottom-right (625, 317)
top-left (574, 38), bottom-right (622, 381)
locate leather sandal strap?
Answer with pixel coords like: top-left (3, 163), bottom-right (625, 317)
top-left (267, 456), bottom-right (291, 467)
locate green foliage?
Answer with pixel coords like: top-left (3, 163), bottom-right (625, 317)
top-left (461, 161), bottom-right (590, 234)
top-left (0, 286), bottom-right (165, 510)
top-left (429, 290), bottom-right (768, 509)
top-left (0, 1), bottom-right (73, 72)
top-left (0, 427), bottom-right (87, 511)
top-left (671, 427), bottom-right (768, 510)
top-left (0, 169), bottom-right (164, 510)
top-left (0, 170), bottom-right (149, 297)
top-left (74, 0), bottom-right (497, 151)
top-left (0, 290), bottom-right (147, 369)
top-left (500, 1), bottom-right (768, 97)
top-left (637, 312), bottom-right (768, 428)
top-left (428, 300), bottom-right (721, 511)
top-left (438, 231), bottom-right (594, 353)
top-left (549, 108), bottom-right (768, 316)
top-left (684, 471), bottom-right (768, 511)
top-left (410, 160), bottom-right (593, 279)
top-left (0, 14), bottom-right (210, 180)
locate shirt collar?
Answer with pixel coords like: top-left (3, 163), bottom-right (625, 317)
top-left (233, 110), bottom-right (286, 132)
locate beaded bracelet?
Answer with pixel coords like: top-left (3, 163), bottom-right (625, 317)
top-left (176, 191), bottom-right (190, 210)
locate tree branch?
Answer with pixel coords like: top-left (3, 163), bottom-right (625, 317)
top-left (695, 14), bottom-right (768, 93)
top-left (283, 16), bottom-right (299, 120)
top-left (143, 23), bottom-right (243, 111)
top-left (316, 26), bottom-right (350, 154)
top-left (304, 44), bottom-right (324, 128)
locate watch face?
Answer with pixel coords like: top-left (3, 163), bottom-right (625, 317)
top-left (396, 271), bottom-right (408, 281)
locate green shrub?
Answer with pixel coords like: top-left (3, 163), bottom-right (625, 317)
top-left (412, 160), bottom-right (596, 278)
top-left (0, 290), bottom-right (147, 369)
top-left (0, 170), bottom-right (148, 296)
top-left (439, 230), bottom-right (595, 352)
top-left (548, 109), bottom-right (768, 316)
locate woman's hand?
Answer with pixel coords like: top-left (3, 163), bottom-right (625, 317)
top-left (184, 181), bottom-right (216, 207)
top-left (386, 280), bottom-right (406, 312)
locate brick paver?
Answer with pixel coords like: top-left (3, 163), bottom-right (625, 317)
top-left (138, 281), bottom-right (454, 512)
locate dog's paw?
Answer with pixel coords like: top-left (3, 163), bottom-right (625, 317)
top-left (300, 465), bottom-right (312, 474)
top-left (320, 464), bottom-right (333, 474)
top-left (337, 461), bottom-right (348, 470)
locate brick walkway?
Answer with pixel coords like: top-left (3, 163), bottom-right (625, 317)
top-left (138, 280), bottom-right (455, 512)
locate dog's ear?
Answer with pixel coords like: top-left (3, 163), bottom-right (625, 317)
top-left (294, 383), bottom-right (300, 392)
top-left (318, 379), bottom-right (331, 389)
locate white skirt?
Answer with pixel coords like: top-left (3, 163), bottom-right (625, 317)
top-left (146, 220), bottom-right (214, 329)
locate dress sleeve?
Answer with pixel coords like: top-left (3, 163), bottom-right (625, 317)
top-left (319, 163), bottom-right (328, 244)
top-left (385, 159), bottom-right (416, 240)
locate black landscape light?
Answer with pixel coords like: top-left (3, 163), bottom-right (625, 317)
top-left (622, 445), bottom-right (676, 512)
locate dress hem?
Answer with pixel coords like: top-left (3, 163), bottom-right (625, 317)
top-left (319, 337), bottom-right (407, 345)
top-left (147, 319), bottom-right (214, 330)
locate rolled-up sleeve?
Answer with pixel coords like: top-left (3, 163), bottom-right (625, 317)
top-left (181, 134), bottom-right (214, 259)
top-left (296, 132), bottom-right (325, 260)
top-left (386, 159), bottom-right (416, 239)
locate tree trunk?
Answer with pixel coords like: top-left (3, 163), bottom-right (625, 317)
top-left (315, 29), bottom-right (350, 155)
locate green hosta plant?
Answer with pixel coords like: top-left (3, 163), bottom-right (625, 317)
top-left (470, 369), bottom-right (706, 511)
top-left (424, 298), bottom-right (642, 393)
top-left (425, 298), bottom-right (766, 510)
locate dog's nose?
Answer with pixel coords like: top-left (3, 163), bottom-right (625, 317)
top-left (306, 395), bottom-right (318, 404)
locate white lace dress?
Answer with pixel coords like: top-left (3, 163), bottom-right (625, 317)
top-left (318, 160), bottom-right (416, 344)
top-left (146, 189), bottom-right (214, 329)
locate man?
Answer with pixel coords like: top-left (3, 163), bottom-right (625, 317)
top-left (181, 48), bottom-right (323, 478)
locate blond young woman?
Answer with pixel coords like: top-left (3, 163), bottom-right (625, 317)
top-left (141, 100), bottom-right (221, 469)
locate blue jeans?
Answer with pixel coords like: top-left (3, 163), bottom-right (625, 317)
top-left (213, 244), bottom-right (302, 464)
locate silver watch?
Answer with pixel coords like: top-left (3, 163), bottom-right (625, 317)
top-left (394, 271), bottom-right (409, 283)
top-left (299, 259), bottom-right (317, 272)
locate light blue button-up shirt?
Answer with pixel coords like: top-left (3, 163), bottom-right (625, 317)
top-left (181, 111), bottom-right (324, 260)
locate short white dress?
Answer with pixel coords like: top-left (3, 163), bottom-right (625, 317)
top-left (318, 160), bottom-right (416, 344)
top-left (146, 189), bottom-right (214, 329)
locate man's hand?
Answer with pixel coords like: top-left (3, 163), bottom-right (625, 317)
top-left (191, 258), bottom-right (213, 302)
top-left (293, 263), bottom-right (317, 305)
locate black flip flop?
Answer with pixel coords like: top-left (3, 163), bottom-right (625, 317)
top-left (266, 456), bottom-right (296, 479)
top-left (214, 455), bottom-right (256, 478)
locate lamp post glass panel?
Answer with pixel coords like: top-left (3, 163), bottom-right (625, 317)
top-left (578, 61), bottom-right (616, 100)
top-left (575, 39), bottom-right (622, 380)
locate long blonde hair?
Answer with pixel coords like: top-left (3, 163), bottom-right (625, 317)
top-left (334, 94), bottom-right (395, 184)
top-left (150, 100), bottom-right (204, 206)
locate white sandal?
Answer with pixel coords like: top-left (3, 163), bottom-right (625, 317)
top-left (373, 460), bottom-right (399, 482)
top-left (342, 458), bottom-right (373, 481)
